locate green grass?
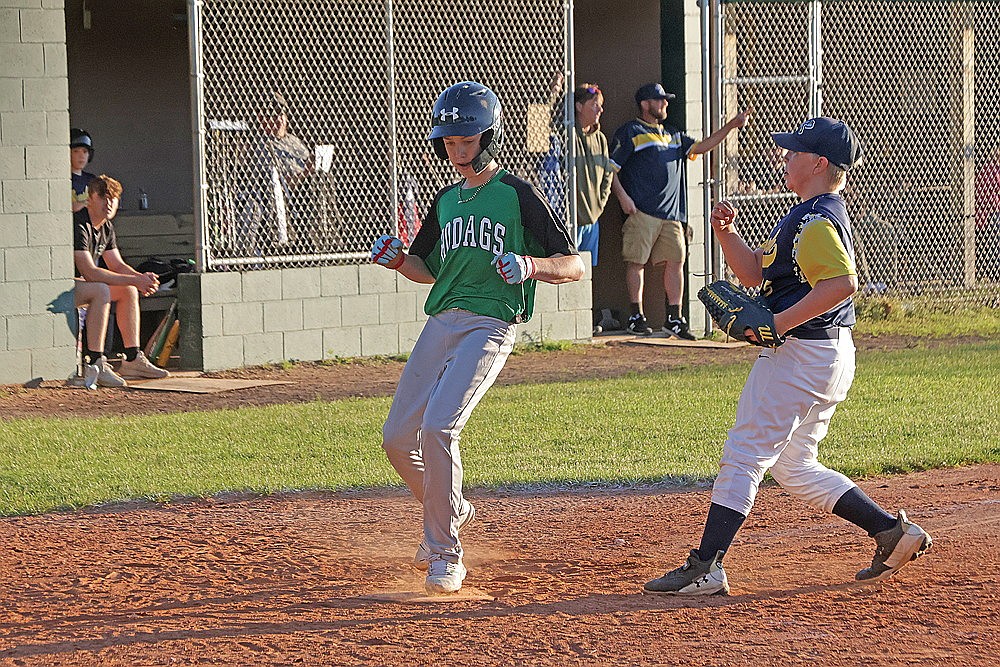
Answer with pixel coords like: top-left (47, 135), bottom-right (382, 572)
top-left (319, 353), bottom-right (409, 366)
top-left (855, 297), bottom-right (1000, 338)
top-left (510, 338), bottom-right (581, 355)
top-left (1, 343), bottom-right (997, 516)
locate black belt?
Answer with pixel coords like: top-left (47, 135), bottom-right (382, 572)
top-left (790, 327), bottom-right (852, 340)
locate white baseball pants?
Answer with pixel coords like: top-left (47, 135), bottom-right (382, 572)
top-left (712, 331), bottom-right (858, 517)
top-left (381, 309), bottom-right (515, 562)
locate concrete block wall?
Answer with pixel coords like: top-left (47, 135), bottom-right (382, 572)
top-left (0, 0), bottom-right (77, 385)
top-left (681, 0), bottom-right (710, 336)
top-left (179, 260), bottom-right (593, 372)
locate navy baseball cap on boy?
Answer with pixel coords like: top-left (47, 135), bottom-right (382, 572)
top-left (771, 117), bottom-right (862, 171)
top-left (635, 83), bottom-right (676, 105)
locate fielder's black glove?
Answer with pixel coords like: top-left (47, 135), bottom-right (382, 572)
top-left (698, 280), bottom-right (784, 347)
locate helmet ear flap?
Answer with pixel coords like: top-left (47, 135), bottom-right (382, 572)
top-left (469, 128), bottom-right (498, 174)
top-left (479, 129), bottom-right (495, 154)
top-left (432, 137), bottom-right (448, 160)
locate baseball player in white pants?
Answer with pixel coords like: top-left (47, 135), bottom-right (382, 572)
top-left (644, 118), bottom-right (931, 596)
top-left (372, 81), bottom-right (584, 595)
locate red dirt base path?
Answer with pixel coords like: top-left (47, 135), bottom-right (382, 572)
top-left (1, 464), bottom-right (997, 666)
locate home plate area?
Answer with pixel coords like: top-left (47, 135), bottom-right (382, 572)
top-left (360, 588), bottom-right (494, 604)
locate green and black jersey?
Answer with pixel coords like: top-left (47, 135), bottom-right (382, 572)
top-left (409, 169), bottom-right (577, 323)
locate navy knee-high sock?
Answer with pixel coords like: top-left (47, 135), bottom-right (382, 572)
top-left (696, 503), bottom-right (746, 561)
top-left (832, 486), bottom-right (897, 536)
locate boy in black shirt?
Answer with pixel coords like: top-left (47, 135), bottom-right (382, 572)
top-left (74, 174), bottom-right (170, 386)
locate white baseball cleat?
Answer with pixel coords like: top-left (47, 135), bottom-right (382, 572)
top-left (413, 501), bottom-right (476, 571)
top-left (424, 555), bottom-right (467, 595)
top-left (856, 510), bottom-right (932, 582)
top-left (643, 549), bottom-right (730, 596)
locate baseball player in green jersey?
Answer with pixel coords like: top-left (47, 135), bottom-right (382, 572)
top-left (371, 81), bottom-right (585, 595)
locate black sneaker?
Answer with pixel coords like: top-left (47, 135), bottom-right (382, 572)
top-left (663, 317), bottom-right (696, 340)
top-left (627, 313), bottom-right (653, 335)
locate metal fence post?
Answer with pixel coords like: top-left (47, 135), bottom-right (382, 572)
top-left (188, 0), bottom-right (208, 273)
top-left (711, 0), bottom-right (725, 284)
top-left (809, 0), bottom-right (823, 116)
top-left (386, 0), bottom-right (399, 242)
top-left (565, 0), bottom-right (577, 240)
top-left (699, 0), bottom-right (715, 335)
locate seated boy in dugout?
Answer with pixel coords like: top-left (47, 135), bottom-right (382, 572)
top-left (73, 174), bottom-right (170, 387)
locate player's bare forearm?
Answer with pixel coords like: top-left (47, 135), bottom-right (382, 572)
top-left (77, 265), bottom-right (129, 285)
top-left (716, 231), bottom-right (762, 287)
top-left (710, 200), bottom-right (762, 286)
top-left (773, 274), bottom-right (857, 335)
top-left (611, 173), bottom-right (626, 201)
top-left (395, 254), bottom-right (436, 284)
top-left (76, 253), bottom-right (151, 289)
top-left (530, 253), bottom-right (585, 284)
top-left (103, 253), bottom-right (140, 277)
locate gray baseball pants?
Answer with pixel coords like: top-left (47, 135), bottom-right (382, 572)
top-left (381, 309), bottom-right (516, 562)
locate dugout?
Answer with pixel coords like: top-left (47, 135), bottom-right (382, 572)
top-left (6, 0), bottom-right (634, 383)
top-left (55, 0), bottom-right (694, 376)
top-left (65, 0), bottom-right (195, 352)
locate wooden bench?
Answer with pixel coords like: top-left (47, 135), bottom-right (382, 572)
top-left (113, 212), bottom-right (196, 267)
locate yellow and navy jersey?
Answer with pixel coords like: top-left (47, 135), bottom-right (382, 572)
top-left (609, 119), bottom-right (696, 222)
top-left (409, 169), bottom-right (578, 324)
top-left (72, 170), bottom-right (95, 204)
top-left (759, 193), bottom-right (857, 336)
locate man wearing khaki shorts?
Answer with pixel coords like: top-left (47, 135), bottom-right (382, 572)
top-left (610, 83), bottom-right (751, 338)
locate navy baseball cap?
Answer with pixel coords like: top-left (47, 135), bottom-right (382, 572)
top-left (635, 83), bottom-right (676, 105)
top-left (771, 117), bottom-right (862, 171)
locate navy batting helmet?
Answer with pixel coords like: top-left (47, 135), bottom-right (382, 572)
top-left (70, 128), bottom-right (94, 163)
top-left (427, 81), bottom-right (503, 175)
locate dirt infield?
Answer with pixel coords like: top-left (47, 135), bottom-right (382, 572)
top-left (2, 336), bottom-right (997, 665)
top-left (1, 464), bottom-right (997, 666)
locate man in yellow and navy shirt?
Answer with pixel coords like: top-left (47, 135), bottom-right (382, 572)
top-left (610, 82), bottom-right (750, 338)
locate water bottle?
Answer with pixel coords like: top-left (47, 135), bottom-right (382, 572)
top-left (139, 190), bottom-right (149, 210)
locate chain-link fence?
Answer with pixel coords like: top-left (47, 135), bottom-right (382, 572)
top-left (715, 0), bottom-right (1000, 305)
top-left (194, 0), bottom-right (570, 271)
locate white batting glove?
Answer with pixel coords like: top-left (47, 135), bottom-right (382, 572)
top-left (370, 234), bottom-right (405, 270)
top-left (494, 252), bottom-right (536, 285)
